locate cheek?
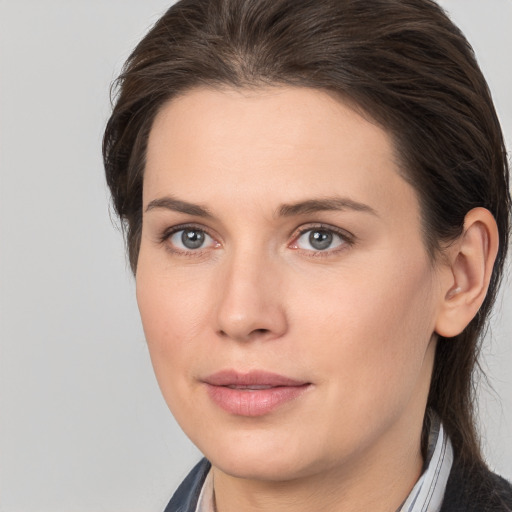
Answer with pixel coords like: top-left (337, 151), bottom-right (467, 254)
top-left (283, 260), bottom-right (437, 462)
top-left (137, 244), bottom-right (212, 333)
top-left (135, 251), bottom-right (213, 385)
top-left (135, 270), bottom-right (210, 435)
top-left (292, 252), bottom-right (437, 402)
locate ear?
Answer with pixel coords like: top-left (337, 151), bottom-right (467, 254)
top-left (435, 207), bottom-right (499, 338)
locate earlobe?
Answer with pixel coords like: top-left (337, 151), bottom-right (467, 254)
top-left (435, 207), bottom-right (499, 338)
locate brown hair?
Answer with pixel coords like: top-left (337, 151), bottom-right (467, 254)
top-left (103, 0), bottom-right (510, 467)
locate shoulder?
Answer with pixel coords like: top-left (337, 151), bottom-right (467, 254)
top-left (441, 458), bottom-right (512, 512)
top-left (163, 458), bottom-right (211, 512)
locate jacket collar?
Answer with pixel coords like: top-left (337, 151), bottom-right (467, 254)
top-left (163, 458), bottom-right (211, 512)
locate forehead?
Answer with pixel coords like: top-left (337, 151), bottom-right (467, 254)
top-left (144, 86), bottom-right (417, 223)
top-left (147, 86), bottom-right (394, 169)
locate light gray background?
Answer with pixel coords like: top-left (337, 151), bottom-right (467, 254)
top-left (0, 1), bottom-right (511, 511)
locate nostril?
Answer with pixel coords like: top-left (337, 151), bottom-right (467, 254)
top-left (217, 327), bottom-right (271, 341)
top-left (245, 328), bottom-right (274, 341)
top-left (216, 300), bottom-right (288, 341)
top-left (252, 328), bottom-right (270, 336)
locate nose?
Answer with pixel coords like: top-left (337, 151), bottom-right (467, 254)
top-left (214, 250), bottom-right (288, 342)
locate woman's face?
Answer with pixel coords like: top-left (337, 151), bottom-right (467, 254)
top-left (137, 87), bottom-right (446, 481)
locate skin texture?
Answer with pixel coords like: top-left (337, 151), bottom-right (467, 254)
top-left (136, 87), bottom-right (498, 512)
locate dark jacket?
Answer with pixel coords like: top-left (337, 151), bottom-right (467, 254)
top-left (439, 458), bottom-right (512, 512)
top-left (164, 458), bottom-right (512, 512)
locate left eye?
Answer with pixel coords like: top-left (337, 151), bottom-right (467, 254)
top-left (169, 228), bottom-right (215, 251)
top-left (293, 228), bottom-right (346, 252)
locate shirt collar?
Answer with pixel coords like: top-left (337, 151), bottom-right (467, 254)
top-left (398, 412), bottom-right (454, 512)
top-left (196, 467), bottom-right (215, 512)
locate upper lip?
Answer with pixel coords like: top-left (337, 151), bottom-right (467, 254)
top-left (203, 370), bottom-right (309, 388)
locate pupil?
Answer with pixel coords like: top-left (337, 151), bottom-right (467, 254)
top-left (182, 229), bottom-right (205, 249)
top-left (309, 230), bottom-right (332, 250)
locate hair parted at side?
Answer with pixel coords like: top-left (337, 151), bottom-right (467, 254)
top-left (103, 0), bottom-right (510, 468)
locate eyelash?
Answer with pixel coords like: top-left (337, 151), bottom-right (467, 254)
top-left (159, 224), bottom-right (220, 257)
top-left (158, 223), bottom-right (355, 257)
top-left (289, 224), bottom-right (355, 257)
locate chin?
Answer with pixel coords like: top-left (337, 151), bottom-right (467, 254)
top-left (194, 426), bottom-right (327, 482)
top-left (210, 452), bottom-right (307, 482)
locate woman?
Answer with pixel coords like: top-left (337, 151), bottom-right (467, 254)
top-left (103, 0), bottom-right (512, 510)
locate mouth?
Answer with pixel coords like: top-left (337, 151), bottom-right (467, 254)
top-left (202, 370), bottom-right (311, 417)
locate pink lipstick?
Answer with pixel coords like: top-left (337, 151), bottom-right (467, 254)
top-left (203, 370), bottom-right (310, 417)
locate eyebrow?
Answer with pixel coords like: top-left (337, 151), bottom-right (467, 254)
top-left (277, 197), bottom-right (378, 217)
top-left (145, 195), bottom-right (378, 219)
top-left (145, 197), bottom-right (213, 217)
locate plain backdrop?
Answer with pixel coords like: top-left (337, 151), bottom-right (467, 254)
top-left (0, 1), bottom-right (511, 511)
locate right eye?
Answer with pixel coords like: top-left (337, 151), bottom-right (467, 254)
top-left (166, 227), bottom-right (218, 252)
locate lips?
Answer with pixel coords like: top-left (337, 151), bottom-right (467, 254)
top-left (202, 370), bottom-right (311, 417)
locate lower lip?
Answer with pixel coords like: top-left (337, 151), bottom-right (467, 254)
top-left (205, 384), bottom-right (310, 417)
